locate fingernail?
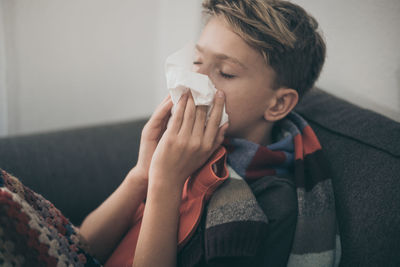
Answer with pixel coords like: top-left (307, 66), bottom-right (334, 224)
top-left (217, 90), bottom-right (224, 98)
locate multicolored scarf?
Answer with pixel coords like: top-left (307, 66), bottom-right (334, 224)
top-left (223, 111), bottom-right (341, 267)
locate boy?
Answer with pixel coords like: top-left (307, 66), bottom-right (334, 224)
top-left (80, 0), bottom-right (340, 267)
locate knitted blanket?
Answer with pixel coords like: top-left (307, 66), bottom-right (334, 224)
top-left (0, 169), bottom-right (101, 266)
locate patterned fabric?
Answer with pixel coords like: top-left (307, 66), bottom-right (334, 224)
top-left (203, 166), bottom-right (270, 260)
top-left (223, 111), bottom-right (341, 267)
top-left (224, 128), bottom-right (294, 181)
top-left (178, 163), bottom-right (297, 266)
top-left (0, 169), bottom-right (101, 267)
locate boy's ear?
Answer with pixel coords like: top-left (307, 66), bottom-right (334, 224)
top-left (264, 88), bottom-right (299, 122)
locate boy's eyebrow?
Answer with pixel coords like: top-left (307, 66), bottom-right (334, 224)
top-left (195, 44), bottom-right (248, 70)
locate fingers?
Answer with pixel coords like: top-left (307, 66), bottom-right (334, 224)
top-left (204, 90), bottom-right (225, 144)
top-left (143, 95), bottom-right (173, 135)
top-left (192, 105), bottom-right (207, 138)
top-left (163, 90), bottom-right (226, 155)
top-left (179, 93), bottom-right (196, 137)
top-left (168, 92), bottom-right (188, 134)
top-left (155, 94), bottom-right (172, 114)
top-left (150, 95), bottom-right (173, 122)
top-left (211, 122), bottom-right (229, 151)
top-left (160, 94), bottom-right (171, 104)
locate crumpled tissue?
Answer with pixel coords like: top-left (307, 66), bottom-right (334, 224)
top-left (165, 43), bottom-right (229, 127)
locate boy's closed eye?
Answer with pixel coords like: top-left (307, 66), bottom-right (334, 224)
top-left (219, 71), bottom-right (235, 79)
top-left (193, 61), bottom-right (236, 79)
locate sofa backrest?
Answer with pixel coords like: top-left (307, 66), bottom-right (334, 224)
top-left (295, 88), bottom-right (400, 267)
top-left (0, 88), bottom-right (399, 266)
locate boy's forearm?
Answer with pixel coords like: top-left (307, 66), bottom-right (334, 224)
top-left (133, 178), bottom-right (185, 267)
top-left (79, 168), bottom-right (148, 263)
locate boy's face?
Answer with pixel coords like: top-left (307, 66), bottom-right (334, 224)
top-left (194, 16), bottom-right (277, 144)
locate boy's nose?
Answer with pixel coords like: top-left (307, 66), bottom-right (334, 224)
top-left (192, 63), bottom-right (219, 88)
top-left (193, 63), bottom-right (211, 77)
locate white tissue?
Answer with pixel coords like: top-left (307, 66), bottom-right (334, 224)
top-left (165, 42), bottom-right (229, 127)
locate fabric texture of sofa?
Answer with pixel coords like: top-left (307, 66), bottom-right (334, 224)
top-left (0, 88), bottom-right (399, 267)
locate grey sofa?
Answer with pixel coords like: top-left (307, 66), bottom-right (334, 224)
top-left (1, 88), bottom-right (399, 267)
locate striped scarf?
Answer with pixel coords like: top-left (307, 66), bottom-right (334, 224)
top-left (223, 111), bottom-right (341, 267)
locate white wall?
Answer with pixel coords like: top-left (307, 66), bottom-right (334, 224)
top-left (1, 0), bottom-right (399, 137)
top-left (293, 0), bottom-right (400, 122)
top-left (0, 0), bottom-right (201, 137)
top-left (154, 1), bottom-right (202, 103)
top-left (0, 0), bottom-right (7, 136)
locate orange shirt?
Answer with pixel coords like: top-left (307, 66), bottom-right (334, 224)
top-left (105, 146), bottom-right (229, 267)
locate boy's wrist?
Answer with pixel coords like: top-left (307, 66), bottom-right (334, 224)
top-left (148, 173), bottom-right (186, 196)
top-left (125, 166), bottom-right (148, 187)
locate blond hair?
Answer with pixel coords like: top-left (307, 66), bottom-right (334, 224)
top-left (202, 0), bottom-right (326, 98)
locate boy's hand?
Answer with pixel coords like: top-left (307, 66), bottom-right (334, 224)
top-left (127, 95), bottom-right (173, 183)
top-left (148, 90), bottom-right (228, 188)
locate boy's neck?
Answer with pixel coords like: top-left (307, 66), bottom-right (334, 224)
top-left (230, 121), bottom-right (275, 146)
